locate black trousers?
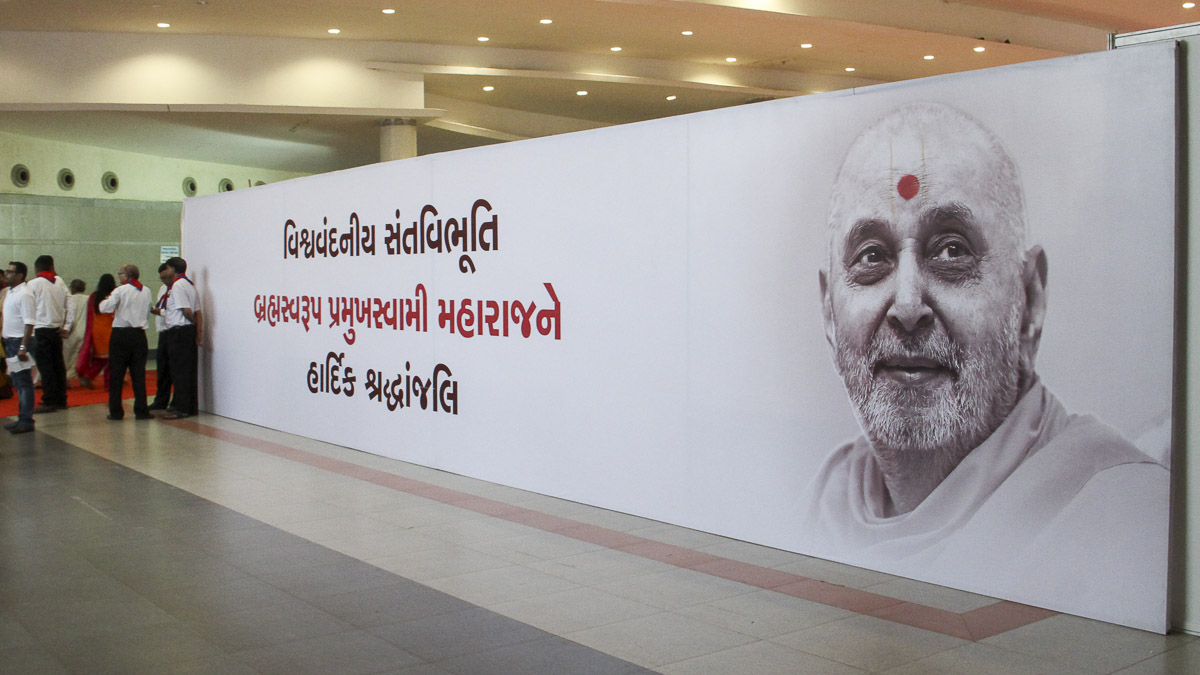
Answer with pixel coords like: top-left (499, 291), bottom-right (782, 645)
top-left (108, 327), bottom-right (149, 418)
top-left (152, 330), bottom-right (173, 408)
top-left (33, 327), bottom-right (67, 408)
top-left (165, 324), bottom-right (198, 415)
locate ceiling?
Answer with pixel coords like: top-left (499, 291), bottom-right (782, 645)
top-left (0, 0), bottom-right (1194, 173)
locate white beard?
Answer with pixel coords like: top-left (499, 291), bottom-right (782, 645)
top-left (834, 302), bottom-right (1024, 470)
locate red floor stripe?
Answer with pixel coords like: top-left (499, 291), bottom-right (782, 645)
top-left (165, 417), bottom-right (1058, 641)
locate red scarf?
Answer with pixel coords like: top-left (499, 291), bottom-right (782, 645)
top-left (127, 279), bottom-right (143, 291)
top-left (36, 270), bottom-right (56, 283)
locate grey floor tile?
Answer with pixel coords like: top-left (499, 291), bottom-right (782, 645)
top-left (8, 596), bottom-right (177, 643)
top-left (256, 559), bottom-right (408, 600)
top-left (981, 614), bottom-right (1191, 673)
top-left (139, 575), bottom-right (302, 620)
top-left (0, 645), bottom-right (70, 674)
top-left (384, 664), bottom-right (456, 675)
top-left (566, 611), bottom-right (757, 668)
top-left (162, 654), bottom-right (260, 674)
top-left (234, 630), bottom-right (426, 675)
top-left (369, 606), bottom-right (552, 662)
top-left (173, 522), bottom-right (311, 553)
top-left (0, 613), bottom-right (36, 650)
top-left (438, 636), bottom-right (654, 675)
top-left (660, 640), bottom-right (867, 675)
top-left (305, 580), bottom-right (475, 628)
top-left (881, 642), bottom-right (1092, 675)
top-left (218, 538), bottom-right (358, 575)
top-left (39, 620), bottom-right (225, 674)
top-left (1114, 638), bottom-right (1200, 674)
top-left (180, 596), bottom-right (357, 651)
top-left (0, 572), bottom-right (136, 607)
top-left (772, 615), bottom-right (966, 672)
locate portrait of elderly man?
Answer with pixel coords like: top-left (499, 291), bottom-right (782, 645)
top-left (805, 102), bottom-right (1169, 624)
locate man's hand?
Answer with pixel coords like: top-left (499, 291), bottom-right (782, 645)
top-left (59, 328), bottom-right (68, 339)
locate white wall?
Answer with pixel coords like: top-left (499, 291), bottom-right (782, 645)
top-left (184, 45), bottom-right (1177, 632)
top-left (0, 130), bottom-right (305, 201)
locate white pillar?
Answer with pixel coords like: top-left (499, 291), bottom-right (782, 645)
top-left (380, 118), bottom-right (418, 162)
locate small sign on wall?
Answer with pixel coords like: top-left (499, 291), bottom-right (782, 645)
top-left (160, 245), bottom-right (179, 263)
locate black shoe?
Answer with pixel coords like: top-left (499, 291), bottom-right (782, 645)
top-left (4, 421), bottom-right (19, 430)
top-left (106, 414), bottom-right (124, 421)
top-left (8, 423), bottom-right (34, 434)
top-left (34, 405), bottom-right (59, 414)
top-left (162, 411), bottom-right (191, 420)
top-left (147, 403), bottom-right (168, 411)
top-left (135, 413), bottom-right (154, 420)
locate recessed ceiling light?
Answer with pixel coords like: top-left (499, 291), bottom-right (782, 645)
top-left (382, 9), bottom-right (395, 14)
top-left (477, 36), bottom-right (489, 42)
top-left (924, 55), bottom-right (935, 60)
top-left (1185, 2), bottom-right (1196, 8)
top-left (540, 19), bottom-right (553, 24)
top-left (681, 31), bottom-right (694, 36)
top-left (157, 23), bottom-right (170, 28)
top-left (726, 57), bottom-right (738, 63)
top-left (801, 43), bottom-right (813, 49)
top-left (482, 86), bottom-right (494, 92)
top-left (327, 28), bottom-right (340, 34)
top-left (611, 47), bottom-right (622, 52)
top-left (577, 90), bottom-right (588, 96)
top-left (845, 67), bottom-right (856, 72)
top-left (974, 46), bottom-right (986, 52)
top-left (666, 95), bottom-right (677, 101)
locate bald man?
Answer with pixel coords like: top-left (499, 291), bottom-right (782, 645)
top-left (805, 103), bottom-right (1168, 625)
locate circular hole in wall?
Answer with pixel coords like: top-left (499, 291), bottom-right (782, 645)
top-left (10, 164), bottom-right (30, 188)
top-left (218, 178), bottom-right (234, 192)
top-left (57, 168), bottom-right (75, 191)
top-left (101, 171), bottom-right (119, 194)
top-left (182, 177), bottom-right (197, 197)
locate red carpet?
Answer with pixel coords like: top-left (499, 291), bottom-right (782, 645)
top-left (0, 371), bottom-right (158, 418)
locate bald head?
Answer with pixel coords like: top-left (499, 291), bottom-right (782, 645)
top-left (828, 103), bottom-right (1027, 268)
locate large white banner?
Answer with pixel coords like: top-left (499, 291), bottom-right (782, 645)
top-left (183, 44), bottom-right (1176, 632)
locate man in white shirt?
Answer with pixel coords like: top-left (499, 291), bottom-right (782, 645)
top-left (3, 261), bottom-right (37, 434)
top-left (27, 254), bottom-right (70, 412)
top-left (99, 264), bottom-right (153, 420)
top-left (154, 257), bottom-right (200, 419)
top-left (149, 262), bottom-right (174, 411)
top-left (62, 279), bottom-right (87, 383)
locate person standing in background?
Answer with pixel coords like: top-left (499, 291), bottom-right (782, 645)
top-left (149, 263), bottom-right (173, 411)
top-left (77, 273), bottom-right (116, 390)
top-left (99, 264), bottom-right (153, 421)
top-left (4, 262), bottom-right (37, 434)
top-left (63, 279), bottom-right (87, 384)
top-left (27, 255), bottom-right (69, 412)
top-left (158, 257), bottom-right (200, 419)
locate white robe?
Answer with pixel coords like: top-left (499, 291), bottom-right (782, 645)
top-left (804, 382), bottom-right (1169, 632)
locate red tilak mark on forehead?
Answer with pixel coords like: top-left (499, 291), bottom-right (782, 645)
top-left (897, 174), bottom-right (920, 200)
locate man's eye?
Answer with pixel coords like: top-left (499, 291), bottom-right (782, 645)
top-left (931, 239), bottom-right (971, 260)
top-left (853, 246), bottom-right (887, 266)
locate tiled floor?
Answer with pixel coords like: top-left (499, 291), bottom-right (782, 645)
top-left (1, 402), bottom-right (1196, 674)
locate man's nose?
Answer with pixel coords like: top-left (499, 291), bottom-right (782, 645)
top-left (886, 249), bottom-right (934, 334)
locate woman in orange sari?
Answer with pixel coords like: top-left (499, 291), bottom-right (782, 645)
top-left (77, 273), bottom-right (116, 389)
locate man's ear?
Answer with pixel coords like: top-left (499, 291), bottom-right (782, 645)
top-left (819, 268), bottom-right (835, 349)
top-left (1020, 245), bottom-right (1048, 367)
